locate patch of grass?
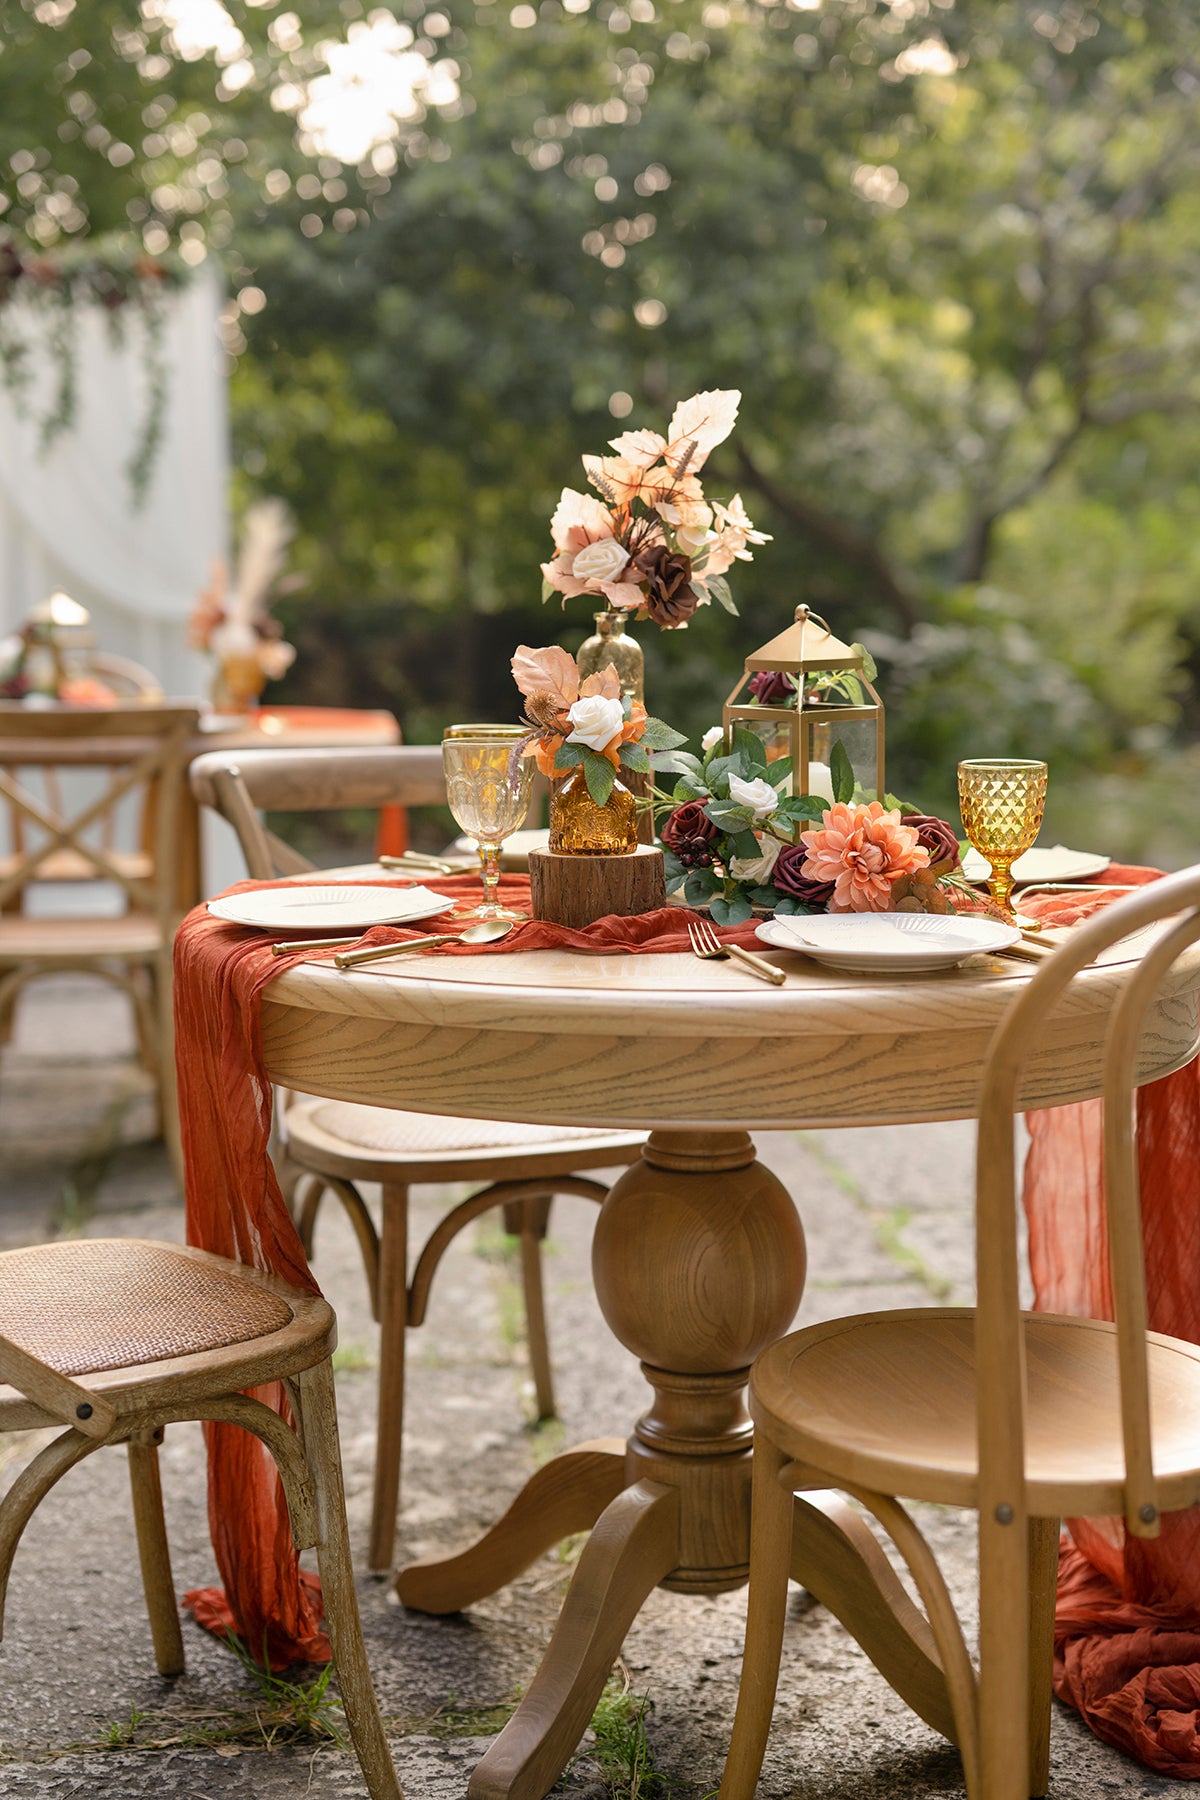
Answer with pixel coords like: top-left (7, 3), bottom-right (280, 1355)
top-left (332, 1339), bottom-right (376, 1373)
top-left (586, 1670), bottom-right (668, 1800)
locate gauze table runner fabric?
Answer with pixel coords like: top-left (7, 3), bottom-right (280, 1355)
top-left (176, 863), bottom-right (1200, 1779)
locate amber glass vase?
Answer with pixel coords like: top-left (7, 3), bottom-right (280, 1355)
top-left (549, 767), bottom-right (638, 855)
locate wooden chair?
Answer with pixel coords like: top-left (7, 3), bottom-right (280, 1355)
top-left (0, 1236), bottom-right (400, 1800)
top-left (719, 866), bottom-right (1200, 1800)
top-left (0, 705), bottom-right (199, 1176)
top-left (189, 745), bottom-right (646, 1573)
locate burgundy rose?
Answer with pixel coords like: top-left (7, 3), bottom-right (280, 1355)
top-left (634, 545), bottom-right (699, 627)
top-left (748, 670), bottom-right (796, 705)
top-left (903, 814), bottom-right (961, 872)
top-left (661, 801), bottom-right (717, 852)
top-left (772, 842), bottom-right (836, 907)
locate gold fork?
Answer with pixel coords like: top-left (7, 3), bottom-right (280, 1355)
top-left (687, 916), bottom-right (786, 985)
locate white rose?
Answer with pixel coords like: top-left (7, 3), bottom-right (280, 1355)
top-left (701, 726), bottom-right (725, 754)
top-left (571, 536), bottom-right (631, 585)
top-left (728, 834), bottom-right (783, 884)
top-left (728, 772), bottom-right (780, 821)
top-left (566, 694), bottom-right (625, 751)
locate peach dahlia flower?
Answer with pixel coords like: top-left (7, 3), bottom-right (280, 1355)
top-left (800, 801), bottom-right (929, 913)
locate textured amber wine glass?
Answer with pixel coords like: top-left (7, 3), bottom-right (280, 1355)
top-left (957, 758), bottom-right (1049, 920)
top-left (441, 726), bottom-right (534, 921)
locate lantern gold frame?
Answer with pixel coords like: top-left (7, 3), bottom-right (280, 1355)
top-left (722, 606), bottom-right (885, 805)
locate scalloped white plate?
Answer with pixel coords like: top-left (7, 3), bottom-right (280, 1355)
top-left (207, 884), bottom-right (453, 933)
top-left (756, 911), bottom-right (1020, 972)
top-left (961, 845), bottom-right (1111, 886)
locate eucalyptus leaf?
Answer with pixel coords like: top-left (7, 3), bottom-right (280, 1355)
top-left (830, 740), bottom-right (855, 805)
top-left (651, 750), bottom-right (704, 779)
top-left (705, 573), bottom-right (739, 615)
top-left (731, 726), bottom-right (769, 768)
top-left (749, 884), bottom-right (780, 907)
top-left (730, 828), bottom-right (762, 859)
top-left (684, 868), bottom-right (720, 906)
top-left (705, 802), bottom-right (756, 831)
top-left (710, 891), bottom-right (753, 926)
top-left (581, 748), bottom-right (616, 806)
top-left (660, 848), bottom-right (685, 884)
top-left (851, 642), bottom-right (878, 682)
top-left (639, 718), bottom-right (688, 751)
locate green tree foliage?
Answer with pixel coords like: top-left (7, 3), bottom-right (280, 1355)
top-left (2, 0), bottom-right (1199, 844)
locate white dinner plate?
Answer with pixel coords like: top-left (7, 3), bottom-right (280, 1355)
top-left (961, 845), bottom-right (1111, 886)
top-left (450, 828), bottom-right (552, 871)
top-left (755, 911), bottom-right (1021, 972)
top-left (206, 884), bottom-right (454, 933)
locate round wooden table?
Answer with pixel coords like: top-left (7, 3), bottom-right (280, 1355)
top-left (259, 929), bottom-right (1200, 1800)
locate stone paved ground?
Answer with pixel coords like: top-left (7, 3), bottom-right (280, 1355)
top-left (0, 977), bottom-right (1173, 1799)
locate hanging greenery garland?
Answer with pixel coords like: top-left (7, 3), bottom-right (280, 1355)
top-left (0, 232), bottom-right (191, 507)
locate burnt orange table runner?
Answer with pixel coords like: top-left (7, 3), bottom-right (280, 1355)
top-left (175, 865), bottom-right (1200, 1778)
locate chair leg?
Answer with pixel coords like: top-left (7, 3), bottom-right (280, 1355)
top-left (718, 1435), bottom-right (794, 1800)
top-left (977, 1510), bottom-right (1031, 1800)
top-left (153, 952), bottom-right (184, 1192)
top-left (505, 1193), bottom-right (555, 1420)
top-left (369, 1182), bottom-right (409, 1575)
top-left (127, 1437), bottom-right (185, 1677)
top-left (296, 1357), bottom-right (402, 1800)
top-left (1027, 1517), bottom-right (1059, 1798)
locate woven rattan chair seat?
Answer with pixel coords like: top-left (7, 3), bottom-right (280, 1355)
top-left (0, 1241), bottom-right (294, 1377)
top-left (298, 1100), bottom-right (628, 1158)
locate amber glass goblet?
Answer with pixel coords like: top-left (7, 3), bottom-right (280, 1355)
top-left (957, 758), bottom-right (1048, 919)
top-left (441, 725), bottom-right (533, 921)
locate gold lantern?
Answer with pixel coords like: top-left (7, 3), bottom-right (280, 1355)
top-left (722, 606), bottom-right (884, 806)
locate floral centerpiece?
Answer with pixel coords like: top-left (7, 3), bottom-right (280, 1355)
top-left (541, 390), bottom-right (769, 629)
top-left (189, 499), bottom-right (298, 711)
top-left (512, 643), bottom-right (685, 792)
top-left (654, 725), bottom-right (967, 925)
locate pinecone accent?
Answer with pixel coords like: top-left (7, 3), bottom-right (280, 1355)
top-left (892, 865), bottom-right (954, 914)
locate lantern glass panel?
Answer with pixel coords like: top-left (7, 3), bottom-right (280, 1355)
top-left (804, 714), bottom-right (879, 802)
top-left (734, 715), bottom-right (794, 770)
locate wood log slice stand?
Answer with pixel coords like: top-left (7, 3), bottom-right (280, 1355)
top-left (529, 844), bottom-right (665, 930)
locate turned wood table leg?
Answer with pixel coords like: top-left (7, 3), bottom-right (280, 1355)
top-left (395, 1439), bottom-right (627, 1614)
top-left (468, 1481), bottom-right (680, 1800)
top-left (397, 1128), bottom-right (807, 1800)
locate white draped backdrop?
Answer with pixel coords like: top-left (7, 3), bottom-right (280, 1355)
top-left (0, 267), bottom-right (227, 698)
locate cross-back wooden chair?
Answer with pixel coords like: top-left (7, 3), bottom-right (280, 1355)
top-left (719, 865), bottom-right (1200, 1800)
top-left (0, 1235), bottom-right (400, 1800)
top-left (189, 745), bottom-right (646, 1573)
top-left (0, 704), bottom-right (199, 1176)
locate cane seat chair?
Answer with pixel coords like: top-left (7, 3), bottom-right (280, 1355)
top-left (720, 866), bottom-right (1200, 1800)
top-left (0, 1236), bottom-right (400, 1800)
top-left (0, 704), bottom-right (199, 1175)
top-left (190, 745), bottom-right (646, 1572)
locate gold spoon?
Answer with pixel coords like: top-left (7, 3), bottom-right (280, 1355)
top-left (334, 918), bottom-right (516, 968)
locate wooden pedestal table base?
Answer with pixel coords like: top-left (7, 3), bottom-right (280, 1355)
top-left (396, 1128), bottom-right (974, 1799)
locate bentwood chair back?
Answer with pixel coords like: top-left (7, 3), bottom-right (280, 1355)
top-left (0, 704), bottom-right (199, 1176)
top-left (719, 866), bottom-right (1200, 1800)
top-left (0, 1236), bottom-right (400, 1800)
top-left (189, 745), bottom-right (646, 1573)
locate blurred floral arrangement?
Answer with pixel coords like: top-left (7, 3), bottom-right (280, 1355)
top-left (189, 499), bottom-right (298, 711)
top-left (654, 726), bottom-right (968, 926)
top-left (541, 389), bottom-right (770, 629)
top-left (511, 644), bottom-right (685, 804)
top-left (0, 233), bottom-right (190, 502)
